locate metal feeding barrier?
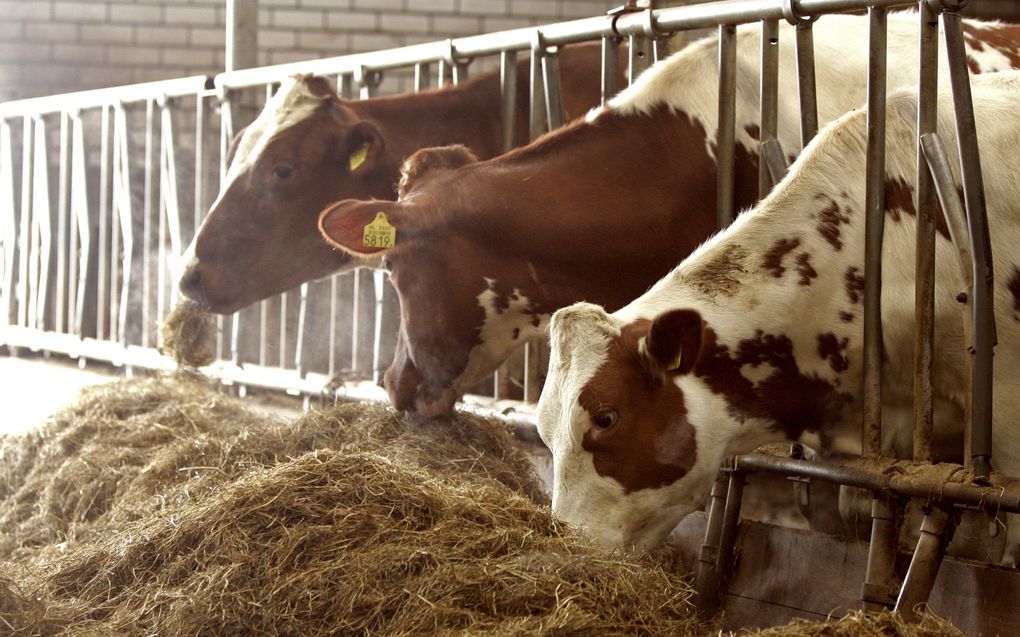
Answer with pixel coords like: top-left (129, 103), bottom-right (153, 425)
top-left (0, 0), bottom-right (1015, 619)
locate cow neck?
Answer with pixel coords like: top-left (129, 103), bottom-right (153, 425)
top-left (347, 74), bottom-right (503, 161)
top-left (621, 131), bottom-right (873, 443)
top-left (450, 103), bottom-right (754, 316)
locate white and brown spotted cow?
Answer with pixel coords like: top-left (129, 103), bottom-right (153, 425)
top-left (538, 70), bottom-right (1020, 558)
top-left (177, 44), bottom-right (612, 314)
top-left (319, 14), bottom-right (1020, 417)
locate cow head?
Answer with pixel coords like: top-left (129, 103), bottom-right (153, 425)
top-left (320, 145), bottom-right (544, 416)
top-left (178, 75), bottom-right (395, 314)
top-left (537, 302), bottom-right (728, 550)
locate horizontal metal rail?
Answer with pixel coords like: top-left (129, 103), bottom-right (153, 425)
top-left (0, 76), bottom-right (212, 118)
top-left (211, 0), bottom-right (914, 91)
top-left (736, 452), bottom-right (1020, 514)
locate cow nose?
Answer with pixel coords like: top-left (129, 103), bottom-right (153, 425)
top-left (178, 265), bottom-right (204, 300)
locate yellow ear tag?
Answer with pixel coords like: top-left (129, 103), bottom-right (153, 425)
top-left (666, 348), bottom-right (683, 372)
top-left (349, 143), bottom-right (369, 172)
top-left (362, 212), bottom-right (397, 249)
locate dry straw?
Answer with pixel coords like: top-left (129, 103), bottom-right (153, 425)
top-left (0, 375), bottom-right (964, 636)
top-left (159, 300), bottom-right (217, 367)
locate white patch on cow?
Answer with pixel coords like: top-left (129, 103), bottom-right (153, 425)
top-left (584, 106), bottom-right (605, 124)
top-left (740, 361), bottom-right (777, 386)
top-left (210, 76), bottom-right (326, 209)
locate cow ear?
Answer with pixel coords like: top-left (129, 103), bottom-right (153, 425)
top-left (642, 309), bottom-right (704, 376)
top-left (344, 121), bottom-right (385, 175)
top-left (319, 199), bottom-right (409, 256)
top-left (397, 145), bottom-right (479, 199)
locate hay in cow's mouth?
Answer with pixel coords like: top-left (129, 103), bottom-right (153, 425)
top-left (0, 374), bottom-right (964, 636)
top-left (159, 299), bottom-right (217, 368)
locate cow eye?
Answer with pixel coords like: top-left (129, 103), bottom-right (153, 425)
top-left (593, 409), bottom-right (618, 430)
top-left (273, 164), bottom-right (295, 180)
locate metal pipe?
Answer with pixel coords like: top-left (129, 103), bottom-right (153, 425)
top-left (523, 339), bottom-right (541, 403)
top-left (913, 0), bottom-right (938, 464)
top-left (627, 34), bottom-right (651, 84)
top-left (943, 10), bottom-right (995, 482)
top-left (716, 24), bottom-right (737, 229)
top-left (694, 470), bottom-right (730, 615)
top-left (372, 270), bottom-right (386, 385)
top-left (794, 22), bottom-right (818, 145)
top-left (715, 469), bottom-right (745, 583)
top-left (203, 0), bottom-right (916, 94)
top-left (862, 497), bottom-right (898, 609)
top-left (226, 0), bottom-right (258, 73)
top-left (758, 18), bottom-right (780, 198)
top-left (894, 507), bottom-right (954, 620)
top-left (735, 453), bottom-right (1020, 513)
top-left (761, 138), bottom-right (788, 186)
top-left (542, 50), bottom-right (564, 131)
top-left (600, 36), bottom-right (620, 105)
top-left (142, 99), bottom-right (154, 347)
top-left (920, 133), bottom-right (972, 285)
top-left (16, 117), bottom-right (32, 330)
top-left (70, 115), bottom-right (89, 337)
top-left (529, 34), bottom-right (548, 141)
top-left (97, 108), bottom-right (109, 339)
top-left (500, 50), bottom-right (518, 153)
top-left (296, 282), bottom-right (309, 378)
top-left (862, 6), bottom-right (887, 458)
top-left (414, 62), bottom-right (430, 92)
top-left (1, 121), bottom-right (15, 326)
top-left (30, 116), bottom-right (51, 332)
top-left (56, 112), bottom-right (69, 333)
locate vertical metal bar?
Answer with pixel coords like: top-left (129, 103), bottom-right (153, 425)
top-left (600, 36), bottom-right (620, 105)
top-left (529, 36), bottom-right (548, 141)
top-left (217, 91), bottom-right (234, 361)
top-left (194, 95), bottom-right (205, 230)
top-left (862, 497), bottom-right (899, 609)
top-left (758, 18), bottom-right (780, 199)
top-left (454, 61), bottom-right (470, 85)
top-left (715, 469), bottom-right (746, 583)
top-left (862, 6), bottom-right (888, 458)
top-left (30, 117), bottom-right (51, 331)
top-left (438, 57), bottom-right (450, 88)
top-left (97, 106), bottom-right (111, 339)
top-left (794, 22), bottom-right (819, 145)
top-left (295, 282), bottom-right (309, 377)
top-left (914, 1), bottom-right (938, 464)
top-left (259, 299), bottom-right (268, 366)
top-left (0, 120), bottom-right (16, 326)
top-left (114, 105), bottom-right (134, 345)
top-left (109, 110), bottom-right (121, 341)
top-left (225, 0), bottom-right (257, 73)
top-left (943, 10), bottom-right (994, 481)
top-left (627, 34), bottom-right (651, 84)
top-left (542, 50), bottom-right (564, 131)
top-left (717, 24), bottom-right (737, 229)
top-left (328, 274), bottom-right (338, 379)
top-left (17, 116), bottom-right (33, 328)
top-left (695, 471), bottom-right (730, 614)
top-left (71, 115), bottom-right (90, 336)
top-left (372, 269), bottom-right (386, 385)
top-left (523, 339), bottom-right (541, 403)
top-left (337, 74), bottom-right (353, 100)
top-left (350, 270), bottom-right (361, 372)
top-left (143, 98), bottom-right (155, 347)
top-left (277, 290), bottom-right (288, 367)
top-left (414, 62), bottom-right (430, 92)
top-left (56, 112), bottom-right (70, 332)
top-left (499, 50), bottom-right (518, 153)
top-left (894, 507), bottom-right (953, 620)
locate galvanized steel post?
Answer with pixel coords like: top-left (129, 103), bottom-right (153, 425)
top-left (716, 24), bottom-right (737, 229)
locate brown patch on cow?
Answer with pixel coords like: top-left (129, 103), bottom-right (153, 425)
top-left (795, 253), bottom-right (817, 286)
top-left (815, 195), bottom-right (851, 251)
top-left (817, 332), bottom-right (850, 373)
top-left (744, 124), bottom-right (760, 141)
top-left (689, 245), bottom-right (749, 296)
top-left (839, 311), bottom-right (854, 323)
top-left (962, 23), bottom-right (1020, 69)
top-left (762, 237), bottom-right (801, 278)
top-left (579, 320), bottom-right (697, 494)
top-left (885, 178), bottom-right (950, 240)
top-left (845, 266), bottom-right (865, 304)
top-left (694, 326), bottom-right (851, 439)
top-left (1007, 267), bottom-right (1020, 322)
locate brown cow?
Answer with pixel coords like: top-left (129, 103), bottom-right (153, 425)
top-left (318, 14), bottom-right (1020, 417)
top-left (178, 43), bottom-right (614, 314)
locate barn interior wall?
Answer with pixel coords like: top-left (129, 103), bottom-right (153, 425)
top-left (0, 0), bottom-right (633, 102)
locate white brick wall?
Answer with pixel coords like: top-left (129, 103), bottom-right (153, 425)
top-left (0, 0), bottom-right (626, 101)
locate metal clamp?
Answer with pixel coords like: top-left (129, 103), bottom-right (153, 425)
top-left (353, 65), bottom-right (383, 90)
top-left (608, 1), bottom-right (642, 39)
top-left (782, 0), bottom-right (818, 26)
top-left (641, 8), bottom-right (666, 40)
top-left (443, 38), bottom-right (457, 67)
top-left (926, 0), bottom-right (970, 12)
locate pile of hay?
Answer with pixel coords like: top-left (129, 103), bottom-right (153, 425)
top-left (159, 300), bottom-right (216, 367)
top-left (0, 375), bottom-right (700, 636)
top-left (0, 374), bottom-right (967, 636)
